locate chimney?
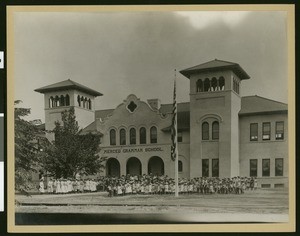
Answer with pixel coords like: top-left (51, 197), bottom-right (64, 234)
top-left (147, 98), bottom-right (161, 110)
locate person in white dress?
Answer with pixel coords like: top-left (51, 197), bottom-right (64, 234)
top-left (39, 178), bottom-right (45, 194)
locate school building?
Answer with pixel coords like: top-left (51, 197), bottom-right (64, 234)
top-left (35, 59), bottom-right (288, 188)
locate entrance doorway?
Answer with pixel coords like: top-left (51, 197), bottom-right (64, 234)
top-left (148, 156), bottom-right (164, 176)
top-left (106, 158), bottom-right (120, 177)
top-left (126, 157), bottom-right (142, 176)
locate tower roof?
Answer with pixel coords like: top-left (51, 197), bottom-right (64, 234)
top-left (180, 59), bottom-right (250, 80)
top-left (35, 79), bottom-right (103, 97)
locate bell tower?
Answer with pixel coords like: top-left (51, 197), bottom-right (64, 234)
top-left (180, 59), bottom-right (250, 178)
top-left (35, 79), bottom-right (102, 140)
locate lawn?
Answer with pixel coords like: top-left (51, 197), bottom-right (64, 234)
top-left (15, 188), bottom-right (289, 223)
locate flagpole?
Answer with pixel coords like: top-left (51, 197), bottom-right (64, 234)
top-left (174, 69), bottom-right (179, 197)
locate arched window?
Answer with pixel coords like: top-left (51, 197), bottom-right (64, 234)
top-left (211, 77), bottom-right (217, 91)
top-left (120, 129), bottom-right (126, 145)
top-left (110, 129), bottom-right (116, 146)
top-left (60, 95), bottom-right (65, 106)
top-left (202, 122), bottom-right (209, 140)
top-left (219, 76), bottom-right (225, 91)
top-left (140, 127), bottom-right (146, 144)
top-left (212, 121), bottom-right (219, 140)
top-left (65, 94), bottom-right (70, 106)
top-left (130, 128), bottom-right (136, 145)
top-left (77, 95), bottom-right (81, 107)
top-left (85, 98), bottom-right (88, 109)
top-left (150, 126), bottom-right (157, 143)
top-left (88, 99), bottom-right (92, 110)
top-left (81, 96), bottom-right (85, 108)
top-left (55, 95), bottom-right (60, 107)
top-left (49, 96), bottom-right (54, 108)
top-left (196, 79), bottom-right (203, 92)
top-left (204, 78), bottom-right (210, 92)
top-left (178, 160), bottom-right (183, 172)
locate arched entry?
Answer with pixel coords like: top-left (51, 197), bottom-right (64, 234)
top-left (126, 157), bottom-right (142, 176)
top-left (106, 158), bottom-right (120, 177)
top-left (148, 156), bottom-right (164, 176)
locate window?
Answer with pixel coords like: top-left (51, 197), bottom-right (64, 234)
top-left (178, 160), bottom-right (183, 172)
top-left (139, 127), bottom-right (146, 144)
top-left (196, 79), bottom-right (203, 92)
top-left (276, 122), bottom-right (284, 140)
top-left (262, 122), bottom-right (271, 140)
top-left (204, 78), bottom-right (210, 92)
top-left (250, 159), bottom-right (257, 177)
top-left (88, 99), bottom-right (92, 110)
top-left (77, 95), bottom-right (81, 107)
top-left (202, 159), bottom-right (209, 177)
top-left (202, 122), bottom-right (209, 140)
top-left (130, 128), bottom-right (136, 145)
top-left (65, 94), bottom-right (70, 106)
top-left (81, 96), bottom-right (85, 108)
top-left (250, 123), bottom-right (258, 141)
top-left (212, 159), bottom-right (219, 177)
top-left (49, 97), bottom-right (54, 108)
top-left (275, 158), bottom-right (283, 176)
top-left (150, 126), bottom-right (157, 143)
top-left (212, 121), bottom-right (219, 140)
top-left (211, 77), bottom-right (217, 91)
top-left (55, 96), bottom-right (60, 107)
top-left (120, 129), bottom-right (126, 145)
top-left (262, 159), bottom-right (270, 177)
top-left (110, 129), bottom-right (116, 146)
top-left (60, 95), bottom-right (65, 106)
top-left (177, 131), bottom-right (183, 142)
top-left (219, 77), bottom-right (225, 91)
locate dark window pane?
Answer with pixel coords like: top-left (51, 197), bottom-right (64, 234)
top-left (250, 159), bottom-right (257, 177)
top-left (150, 126), bottom-right (157, 143)
top-left (130, 128), bottom-right (136, 145)
top-left (212, 159), bottom-right (219, 177)
top-left (262, 122), bottom-right (271, 140)
top-left (202, 159), bottom-right (209, 177)
top-left (250, 123), bottom-right (258, 141)
top-left (212, 121), bottom-right (219, 140)
top-left (262, 159), bottom-right (270, 177)
top-left (177, 131), bottom-right (183, 142)
top-left (139, 127), bottom-right (146, 144)
top-left (178, 161), bottom-right (183, 172)
top-left (202, 122), bottom-right (209, 140)
top-left (276, 122), bottom-right (284, 140)
top-left (120, 129), bottom-right (126, 145)
top-left (110, 129), bottom-right (116, 146)
top-left (196, 79), bottom-right (203, 92)
top-left (275, 158), bottom-right (283, 176)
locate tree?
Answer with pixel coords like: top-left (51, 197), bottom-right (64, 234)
top-left (41, 107), bottom-right (104, 178)
top-left (15, 100), bottom-right (43, 191)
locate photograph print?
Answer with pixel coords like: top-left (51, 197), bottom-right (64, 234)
top-left (8, 5), bottom-right (295, 233)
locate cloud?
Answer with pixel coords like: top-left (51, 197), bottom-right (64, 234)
top-left (176, 11), bottom-right (250, 29)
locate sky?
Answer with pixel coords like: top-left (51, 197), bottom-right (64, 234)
top-left (13, 10), bottom-right (288, 122)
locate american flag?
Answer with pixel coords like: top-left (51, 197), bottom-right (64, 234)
top-left (171, 75), bottom-right (177, 161)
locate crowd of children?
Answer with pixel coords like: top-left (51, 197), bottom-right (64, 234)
top-left (39, 178), bottom-right (98, 194)
top-left (104, 175), bottom-right (257, 197)
top-left (39, 175), bottom-right (257, 196)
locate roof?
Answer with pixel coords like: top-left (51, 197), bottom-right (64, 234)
top-left (80, 120), bottom-right (103, 136)
top-left (35, 79), bottom-right (103, 97)
top-left (90, 95), bottom-right (286, 133)
top-left (95, 109), bottom-right (115, 120)
top-left (239, 95), bottom-right (288, 116)
top-left (180, 59), bottom-right (250, 80)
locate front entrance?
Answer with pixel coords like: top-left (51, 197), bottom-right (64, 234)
top-left (106, 158), bottom-right (120, 177)
top-left (148, 156), bottom-right (164, 176)
top-left (126, 157), bottom-right (142, 176)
